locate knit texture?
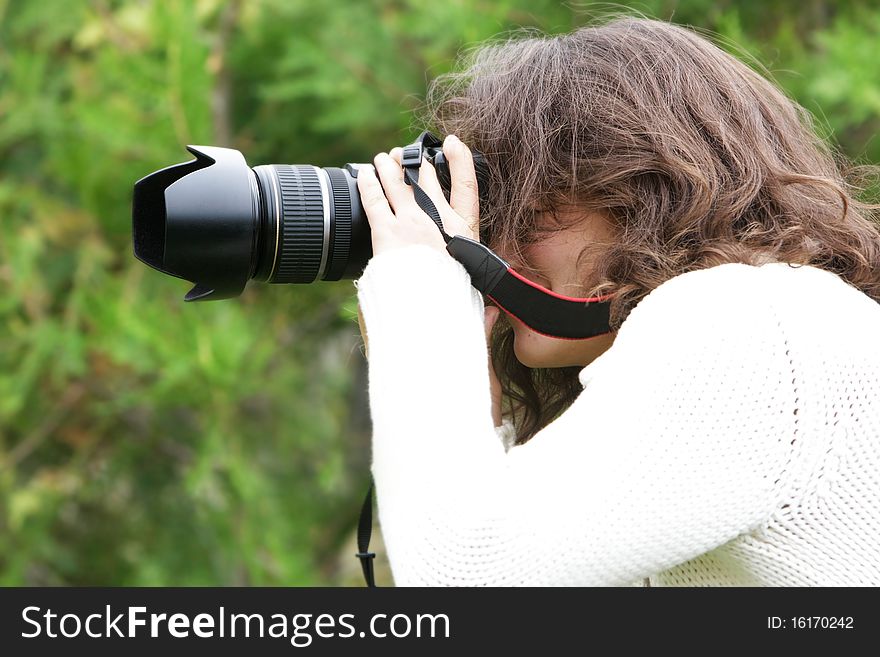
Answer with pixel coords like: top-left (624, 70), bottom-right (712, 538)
top-left (354, 244), bottom-right (880, 586)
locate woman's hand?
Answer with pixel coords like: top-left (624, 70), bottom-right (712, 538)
top-left (355, 134), bottom-right (502, 426)
top-left (355, 133), bottom-right (481, 359)
top-left (355, 134), bottom-right (480, 256)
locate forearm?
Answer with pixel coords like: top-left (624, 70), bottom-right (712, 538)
top-left (356, 245), bottom-right (504, 489)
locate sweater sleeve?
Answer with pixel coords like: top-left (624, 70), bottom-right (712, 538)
top-left (355, 244), bottom-right (797, 586)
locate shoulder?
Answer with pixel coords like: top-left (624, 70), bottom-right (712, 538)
top-left (614, 262), bottom-right (780, 343)
top-left (625, 261), bottom-right (826, 311)
top-left (615, 261), bottom-right (865, 337)
top-left (578, 262), bottom-right (815, 387)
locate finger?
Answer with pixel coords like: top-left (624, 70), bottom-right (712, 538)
top-left (444, 134), bottom-right (480, 234)
top-left (356, 165), bottom-right (395, 230)
top-left (373, 152), bottom-right (414, 213)
top-left (390, 146), bottom-right (459, 234)
top-left (390, 145), bottom-right (448, 210)
top-left (417, 157), bottom-right (449, 204)
top-left (414, 159), bottom-right (471, 237)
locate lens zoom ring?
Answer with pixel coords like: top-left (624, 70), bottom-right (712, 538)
top-left (325, 168), bottom-right (352, 280)
top-left (273, 165), bottom-right (324, 283)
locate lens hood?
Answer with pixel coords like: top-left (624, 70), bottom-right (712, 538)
top-left (133, 145), bottom-right (259, 301)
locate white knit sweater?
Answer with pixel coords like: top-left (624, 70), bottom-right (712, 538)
top-left (354, 244), bottom-right (880, 586)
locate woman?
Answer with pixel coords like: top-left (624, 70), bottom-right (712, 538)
top-left (354, 16), bottom-right (880, 586)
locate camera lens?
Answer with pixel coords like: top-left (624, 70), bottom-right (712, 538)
top-left (131, 136), bottom-right (487, 301)
top-left (132, 146), bottom-right (373, 301)
top-left (250, 164), bottom-right (370, 285)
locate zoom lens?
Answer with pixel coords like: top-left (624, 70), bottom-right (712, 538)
top-left (250, 164), bottom-right (371, 285)
top-left (131, 134), bottom-right (487, 301)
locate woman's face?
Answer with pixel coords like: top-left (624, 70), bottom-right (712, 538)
top-left (500, 209), bottom-right (618, 369)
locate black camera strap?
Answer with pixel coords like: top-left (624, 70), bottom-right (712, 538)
top-left (355, 482), bottom-right (376, 587)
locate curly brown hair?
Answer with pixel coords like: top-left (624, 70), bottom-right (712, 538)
top-left (421, 16), bottom-right (880, 444)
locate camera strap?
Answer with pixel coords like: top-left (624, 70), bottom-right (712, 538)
top-left (355, 481), bottom-right (376, 587)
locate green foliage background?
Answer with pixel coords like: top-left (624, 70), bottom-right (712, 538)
top-left (1, 0), bottom-right (878, 585)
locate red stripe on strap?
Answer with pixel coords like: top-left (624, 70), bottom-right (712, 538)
top-left (486, 294), bottom-right (614, 342)
top-left (505, 267), bottom-right (614, 303)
